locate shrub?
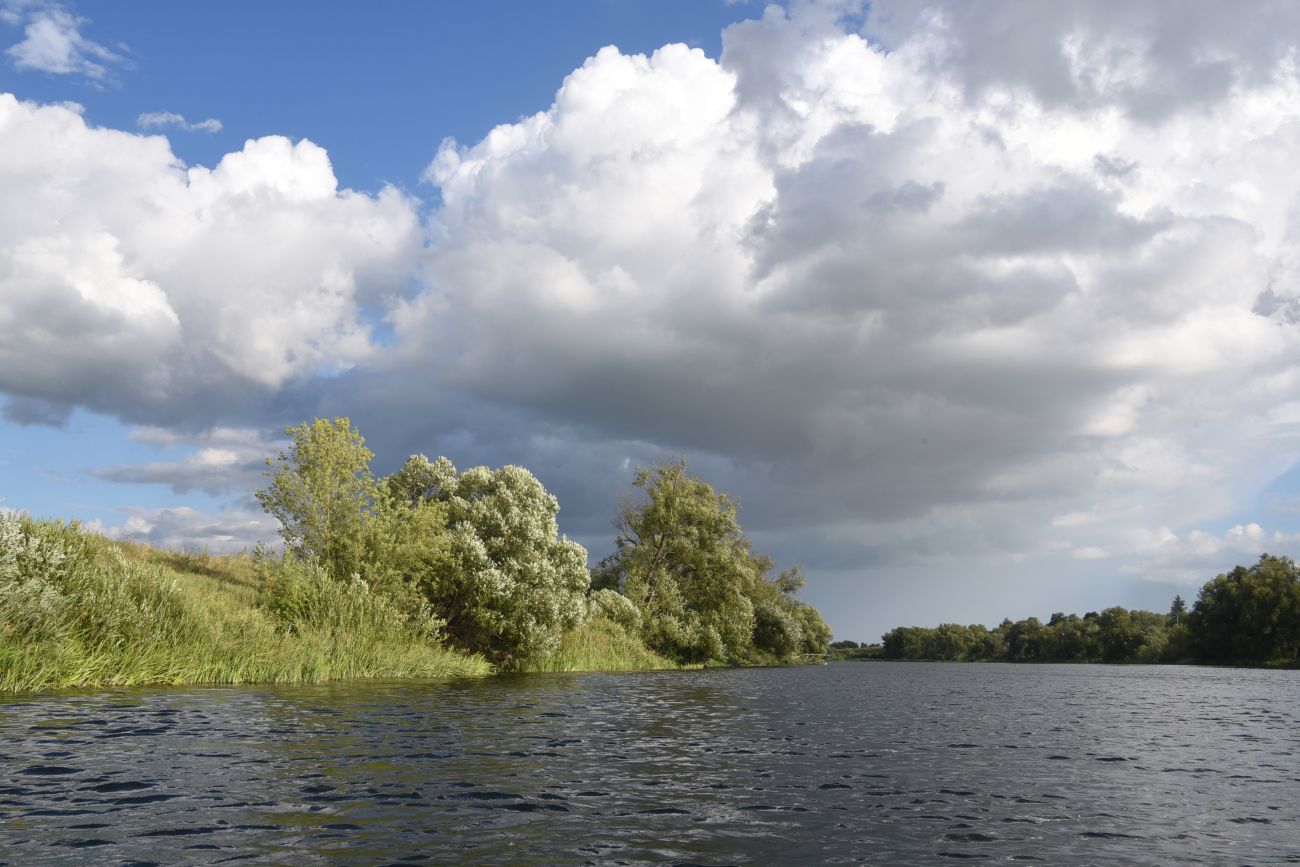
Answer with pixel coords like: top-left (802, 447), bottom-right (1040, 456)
top-left (255, 548), bottom-right (442, 640)
top-left (588, 588), bottom-right (642, 633)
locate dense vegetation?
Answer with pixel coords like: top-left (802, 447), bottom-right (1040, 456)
top-left (591, 460), bottom-right (832, 665)
top-left (0, 417), bottom-right (830, 691)
top-left (869, 554), bottom-right (1300, 667)
top-left (0, 515), bottom-right (489, 691)
top-left (257, 420), bottom-right (831, 670)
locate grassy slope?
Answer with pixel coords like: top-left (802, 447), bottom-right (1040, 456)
top-left (0, 524), bottom-right (678, 693)
top-left (0, 529), bottom-right (491, 693)
top-left (522, 616), bottom-right (681, 673)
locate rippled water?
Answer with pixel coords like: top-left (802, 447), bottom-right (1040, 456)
top-left (1, 663), bottom-right (1297, 865)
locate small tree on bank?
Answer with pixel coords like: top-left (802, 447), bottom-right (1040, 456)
top-left (256, 417), bottom-right (377, 581)
top-left (603, 458), bottom-right (830, 664)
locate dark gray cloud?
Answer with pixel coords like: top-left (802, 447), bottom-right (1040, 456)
top-left (863, 0), bottom-right (1300, 121)
top-left (2, 395), bottom-right (72, 427)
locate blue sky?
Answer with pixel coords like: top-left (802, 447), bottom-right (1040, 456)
top-left (0, 0), bottom-right (759, 521)
top-left (4, 0), bottom-right (1300, 641)
top-left (4, 1), bottom-right (757, 192)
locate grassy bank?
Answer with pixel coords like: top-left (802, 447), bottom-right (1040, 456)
top-left (0, 516), bottom-right (683, 693)
top-left (520, 616), bottom-right (681, 673)
top-left (0, 516), bottom-right (491, 692)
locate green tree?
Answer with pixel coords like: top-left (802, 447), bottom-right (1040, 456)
top-left (1094, 607), bottom-right (1143, 662)
top-left (256, 417), bottom-right (377, 581)
top-left (387, 455), bottom-right (590, 664)
top-left (929, 623), bottom-right (973, 660)
top-left (605, 459), bottom-right (829, 664)
top-left (1006, 617), bottom-right (1046, 662)
top-left (1189, 554), bottom-right (1300, 664)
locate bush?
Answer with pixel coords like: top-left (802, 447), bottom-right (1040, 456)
top-left (0, 515), bottom-right (490, 692)
top-left (588, 588), bottom-right (642, 633)
top-left (385, 456), bottom-right (590, 663)
top-left (256, 548), bottom-right (442, 640)
top-left (524, 616), bottom-right (676, 673)
top-left (0, 515), bottom-right (194, 650)
top-left (753, 598), bottom-right (803, 659)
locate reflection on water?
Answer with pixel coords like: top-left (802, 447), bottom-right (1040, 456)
top-left (1, 663), bottom-right (1297, 864)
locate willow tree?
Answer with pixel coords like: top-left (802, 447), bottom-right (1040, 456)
top-left (387, 455), bottom-right (590, 663)
top-left (606, 459), bottom-right (830, 664)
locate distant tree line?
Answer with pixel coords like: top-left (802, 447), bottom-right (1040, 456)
top-left (256, 418), bottom-right (831, 668)
top-left (869, 555), bottom-right (1300, 667)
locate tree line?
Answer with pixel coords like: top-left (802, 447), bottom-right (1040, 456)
top-left (859, 555), bottom-right (1300, 666)
top-left (256, 418), bottom-right (831, 668)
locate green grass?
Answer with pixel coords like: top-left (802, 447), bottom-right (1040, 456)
top-left (0, 516), bottom-right (490, 693)
top-left (522, 616), bottom-right (682, 673)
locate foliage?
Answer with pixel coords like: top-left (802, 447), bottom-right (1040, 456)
top-left (386, 455), bottom-right (590, 663)
top-left (0, 514), bottom-right (192, 651)
top-left (256, 417), bottom-right (377, 581)
top-left (255, 548), bottom-right (443, 641)
top-left (522, 616), bottom-right (678, 673)
top-left (255, 422), bottom-right (591, 664)
top-left (1189, 554), bottom-right (1300, 664)
top-left (875, 555), bottom-right (1300, 667)
top-left (600, 459), bottom-right (831, 665)
top-left (588, 587), bottom-right (642, 633)
top-left (0, 515), bottom-right (488, 693)
top-left (881, 609), bottom-right (1173, 664)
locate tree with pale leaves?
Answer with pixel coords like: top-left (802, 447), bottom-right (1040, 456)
top-left (388, 455), bottom-right (590, 663)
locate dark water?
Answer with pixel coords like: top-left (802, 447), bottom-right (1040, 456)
top-left (1, 663), bottom-right (1297, 865)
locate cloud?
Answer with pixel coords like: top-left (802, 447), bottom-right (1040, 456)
top-left (0, 93), bottom-right (422, 427)
top-left (2, 395), bottom-right (72, 427)
top-left (862, 0), bottom-right (1300, 121)
top-left (137, 111), bottom-right (223, 134)
top-left (4, 3), bottom-right (125, 82)
top-left (89, 427), bottom-right (282, 496)
top-left (355, 3), bottom-right (1300, 600)
top-left (6, 4), bottom-right (1300, 628)
top-left (104, 505), bottom-right (277, 553)
top-left (1119, 522), bottom-right (1300, 585)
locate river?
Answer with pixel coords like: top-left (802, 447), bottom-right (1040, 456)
top-left (1, 662), bottom-right (1296, 865)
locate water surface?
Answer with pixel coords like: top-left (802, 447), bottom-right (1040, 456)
top-left (1, 662), bottom-right (1296, 864)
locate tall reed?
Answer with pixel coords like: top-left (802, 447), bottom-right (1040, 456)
top-left (0, 515), bottom-right (489, 693)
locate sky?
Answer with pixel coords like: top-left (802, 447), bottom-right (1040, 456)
top-left (4, 0), bottom-right (1300, 642)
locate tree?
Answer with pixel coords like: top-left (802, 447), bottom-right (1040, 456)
top-left (256, 418), bottom-right (377, 581)
top-left (1006, 617), bottom-right (1046, 662)
top-left (1094, 607), bottom-right (1143, 662)
top-left (607, 459), bottom-right (758, 663)
top-left (1168, 594), bottom-right (1187, 625)
top-left (1189, 554), bottom-right (1300, 664)
top-left (387, 455), bottom-right (590, 663)
top-left (604, 459), bottom-right (830, 664)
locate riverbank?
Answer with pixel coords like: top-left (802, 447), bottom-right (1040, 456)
top-left (0, 523), bottom-right (483, 692)
top-left (0, 519), bottom-right (680, 694)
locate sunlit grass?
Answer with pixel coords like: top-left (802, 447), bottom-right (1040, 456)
top-left (522, 616), bottom-right (681, 673)
top-left (0, 517), bottom-right (490, 693)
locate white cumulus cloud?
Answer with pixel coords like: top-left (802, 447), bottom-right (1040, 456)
top-left (0, 93), bottom-right (422, 426)
top-left (4, 3), bottom-right (125, 81)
